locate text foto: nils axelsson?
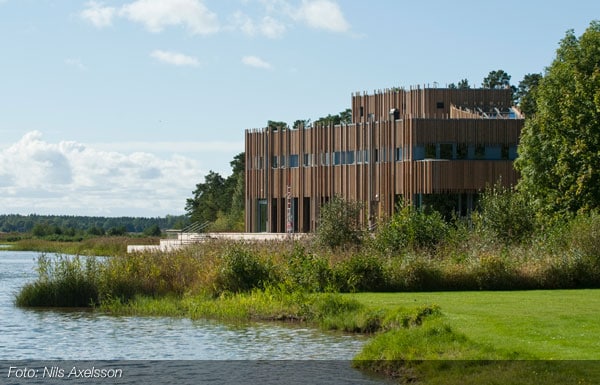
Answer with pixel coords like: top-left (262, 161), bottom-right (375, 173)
top-left (7, 366), bottom-right (123, 379)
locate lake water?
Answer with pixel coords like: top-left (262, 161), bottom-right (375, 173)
top-left (0, 251), bottom-right (391, 384)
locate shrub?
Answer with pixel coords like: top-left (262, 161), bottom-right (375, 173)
top-left (315, 196), bottom-right (364, 249)
top-left (568, 212), bottom-right (600, 261)
top-left (373, 205), bottom-right (449, 254)
top-left (284, 245), bottom-right (333, 292)
top-left (333, 253), bottom-right (386, 292)
top-left (393, 257), bottom-right (443, 291)
top-left (16, 254), bottom-right (101, 307)
top-left (475, 183), bottom-right (536, 244)
top-left (215, 246), bottom-right (275, 293)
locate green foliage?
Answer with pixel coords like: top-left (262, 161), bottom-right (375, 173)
top-left (315, 196), bottom-right (364, 249)
top-left (0, 214), bottom-right (184, 234)
top-left (568, 212), bottom-right (600, 261)
top-left (474, 183), bottom-right (536, 244)
top-left (285, 245), bottom-right (333, 292)
top-left (516, 21), bottom-right (600, 214)
top-left (15, 254), bottom-right (101, 307)
top-left (215, 246), bottom-right (275, 293)
top-left (373, 205), bottom-right (449, 253)
top-left (185, 153), bottom-right (245, 232)
top-left (516, 72), bottom-right (543, 117)
top-left (448, 79), bottom-right (471, 89)
top-left (334, 253), bottom-right (385, 292)
top-left (143, 224), bottom-right (162, 237)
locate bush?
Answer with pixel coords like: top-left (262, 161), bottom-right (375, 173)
top-left (373, 205), bottom-right (449, 253)
top-left (316, 196), bottom-right (364, 249)
top-left (284, 245), bottom-right (333, 292)
top-left (475, 183), bottom-right (536, 244)
top-left (569, 212), bottom-right (600, 261)
top-left (16, 254), bottom-right (101, 307)
top-left (215, 246), bottom-right (275, 293)
top-left (333, 253), bottom-right (385, 292)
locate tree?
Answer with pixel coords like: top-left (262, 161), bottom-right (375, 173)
top-left (293, 119), bottom-right (311, 129)
top-left (482, 69), bottom-right (512, 89)
top-left (448, 79), bottom-right (471, 89)
top-left (314, 109), bottom-right (352, 126)
top-left (267, 120), bottom-right (288, 131)
top-left (185, 171), bottom-right (228, 225)
top-left (515, 21), bottom-right (600, 214)
top-left (516, 73), bottom-right (543, 117)
top-left (185, 152), bottom-right (246, 231)
top-left (339, 108), bottom-right (352, 124)
top-left (457, 78), bottom-right (471, 89)
top-left (315, 196), bottom-right (364, 249)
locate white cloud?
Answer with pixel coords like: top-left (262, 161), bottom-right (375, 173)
top-left (242, 55), bottom-right (272, 69)
top-left (64, 57), bottom-right (88, 71)
top-left (295, 0), bottom-right (350, 33)
top-left (80, 1), bottom-right (117, 28)
top-left (150, 50), bottom-right (199, 67)
top-left (120, 0), bottom-right (219, 35)
top-left (232, 12), bottom-right (286, 39)
top-left (0, 131), bottom-right (207, 216)
top-left (259, 16), bottom-right (286, 38)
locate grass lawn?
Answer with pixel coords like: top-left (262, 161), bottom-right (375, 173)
top-left (350, 289), bottom-right (600, 359)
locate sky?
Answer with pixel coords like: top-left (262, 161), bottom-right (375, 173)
top-left (1, 0), bottom-right (599, 217)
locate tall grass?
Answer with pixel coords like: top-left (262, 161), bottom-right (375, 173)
top-left (15, 254), bottom-right (102, 307)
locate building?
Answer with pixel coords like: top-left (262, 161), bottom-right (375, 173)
top-left (245, 86), bottom-right (523, 233)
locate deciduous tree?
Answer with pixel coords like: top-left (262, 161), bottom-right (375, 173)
top-left (516, 21), bottom-right (600, 214)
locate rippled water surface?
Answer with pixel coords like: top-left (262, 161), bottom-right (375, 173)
top-left (0, 251), bottom-right (369, 360)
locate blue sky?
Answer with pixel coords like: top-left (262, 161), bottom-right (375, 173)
top-left (1, 0), bottom-right (598, 217)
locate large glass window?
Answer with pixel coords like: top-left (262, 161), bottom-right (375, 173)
top-left (456, 144), bottom-right (467, 159)
top-left (439, 143), bottom-right (453, 159)
top-left (425, 144), bottom-right (436, 159)
top-left (413, 146), bottom-right (425, 160)
top-left (475, 145), bottom-right (485, 160)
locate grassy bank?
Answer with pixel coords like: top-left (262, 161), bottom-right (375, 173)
top-left (97, 289), bottom-right (600, 384)
top-left (5, 236), bottom-right (158, 256)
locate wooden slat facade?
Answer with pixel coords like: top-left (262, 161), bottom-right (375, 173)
top-left (245, 87), bottom-right (523, 233)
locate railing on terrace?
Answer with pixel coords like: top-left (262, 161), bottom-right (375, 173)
top-left (165, 221), bottom-right (211, 244)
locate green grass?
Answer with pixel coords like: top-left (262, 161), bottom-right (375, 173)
top-left (350, 290), bottom-right (600, 359)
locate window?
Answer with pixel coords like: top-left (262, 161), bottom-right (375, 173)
top-left (333, 151), bottom-right (341, 165)
top-left (303, 153), bottom-right (310, 167)
top-left (289, 154), bottom-right (299, 168)
top-left (413, 146), bottom-right (425, 160)
top-left (436, 102), bottom-right (444, 109)
top-left (509, 146), bottom-right (518, 160)
top-left (501, 145), bottom-right (509, 160)
top-left (475, 145), bottom-right (485, 160)
top-left (271, 156), bottom-right (278, 168)
top-left (425, 144), bottom-right (436, 159)
top-left (439, 143), bottom-right (453, 160)
top-left (485, 146), bottom-right (502, 160)
top-left (395, 147), bottom-right (403, 162)
top-left (345, 151), bottom-right (355, 165)
top-left (456, 144), bottom-right (467, 160)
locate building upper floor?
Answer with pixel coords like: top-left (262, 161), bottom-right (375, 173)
top-left (350, 86), bottom-right (521, 122)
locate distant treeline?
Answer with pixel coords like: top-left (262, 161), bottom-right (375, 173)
top-left (0, 214), bottom-right (188, 234)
